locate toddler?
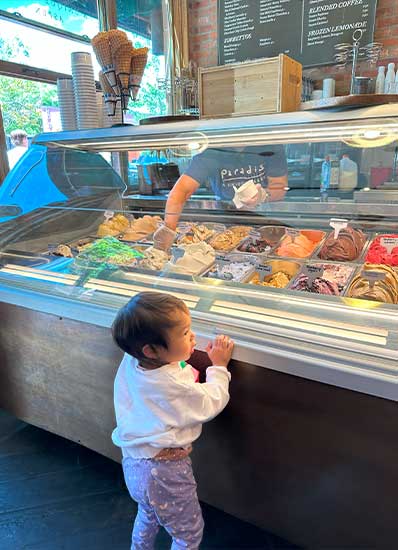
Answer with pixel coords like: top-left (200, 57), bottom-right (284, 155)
top-left (111, 291), bottom-right (234, 549)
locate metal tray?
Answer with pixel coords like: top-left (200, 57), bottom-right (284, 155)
top-left (288, 261), bottom-right (356, 296)
top-left (206, 253), bottom-right (258, 283)
top-left (313, 229), bottom-right (370, 264)
top-left (232, 225), bottom-right (287, 257)
top-left (247, 260), bottom-right (302, 288)
top-left (361, 232), bottom-right (398, 267)
top-left (177, 223), bottom-right (227, 245)
top-left (271, 229), bottom-right (326, 261)
top-left (209, 226), bottom-right (254, 253)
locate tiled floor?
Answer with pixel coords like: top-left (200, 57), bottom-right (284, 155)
top-left (0, 409), bottom-right (299, 549)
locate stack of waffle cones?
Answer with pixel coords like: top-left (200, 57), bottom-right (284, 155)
top-left (92, 29), bottom-right (149, 114)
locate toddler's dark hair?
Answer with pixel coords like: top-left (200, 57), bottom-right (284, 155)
top-left (112, 291), bottom-right (188, 360)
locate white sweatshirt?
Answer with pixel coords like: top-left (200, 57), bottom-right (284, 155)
top-left (112, 354), bottom-right (231, 459)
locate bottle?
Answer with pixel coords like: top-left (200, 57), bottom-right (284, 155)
top-left (320, 156), bottom-right (330, 201)
top-left (339, 154), bottom-right (358, 192)
top-left (384, 63), bottom-right (395, 94)
top-left (330, 156), bottom-right (340, 188)
top-left (320, 156), bottom-right (331, 191)
top-left (375, 66), bottom-right (385, 94)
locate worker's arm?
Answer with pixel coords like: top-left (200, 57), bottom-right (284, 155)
top-left (153, 175), bottom-right (200, 251)
top-left (164, 174), bottom-right (200, 230)
top-left (267, 174), bottom-right (288, 202)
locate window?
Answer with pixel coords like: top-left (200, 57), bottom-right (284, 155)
top-left (0, 1), bottom-right (99, 37)
top-left (0, 75), bottom-right (60, 137)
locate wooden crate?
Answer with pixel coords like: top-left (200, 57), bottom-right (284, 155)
top-left (199, 54), bottom-right (302, 119)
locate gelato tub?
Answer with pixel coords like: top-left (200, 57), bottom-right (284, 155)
top-left (235, 225), bottom-right (286, 256)
top-left (177, 223), bottom-right (226, 245)
top-left (120, 215), bottom-right (162, 242)
top-left (210, 226), bottom-right (253, 252)
top-left (275, 230), bottom-right (325, 259)
top-left (207, 253), bottom-right (257, 282)
top-left (290, 263), bottom-right (354, 296)
top-left (365, 234), bottom-right (398, 267)
top-left (346, 263), bottom-right (398, 304)
top-left (165, 242), bottom-right (216, 276)
top-left (249, 260), bottom-right (301, 289)
top-left (318, 227), bottom-right (366, 262)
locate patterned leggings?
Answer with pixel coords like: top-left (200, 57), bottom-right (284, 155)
top-left (122, 456), bottom-right (204, 549)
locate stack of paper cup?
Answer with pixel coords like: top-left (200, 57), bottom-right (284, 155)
top-left (57, 78), bottom-right (77, 131)
top-left (71, 52), bottom-right (98, 129)
top-left (96, 90), bottom-right (105, 128)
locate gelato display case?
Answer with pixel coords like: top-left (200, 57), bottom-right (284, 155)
top-left (0, 105), bottom-right (397, 547)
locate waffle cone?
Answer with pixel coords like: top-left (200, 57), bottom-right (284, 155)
top-left (108, 29), bottom-right (129, 61)
top-left (92, 33), bottom-right (112, 68)
top-left (99, 71), bottom-right (114, 96)
top-left (130, 48), bottom-right (149, 99)
top-left (115, 42), bottom-right (133, 90)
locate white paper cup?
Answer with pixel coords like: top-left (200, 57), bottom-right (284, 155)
top-left (235, 180), bottom-right (258, 201)
top-left (311, 90), bottom-right (323, 100)
top-left (322, 78), bottom-right (335, 98)
top-left (71, 52), bottom-right (93, 64)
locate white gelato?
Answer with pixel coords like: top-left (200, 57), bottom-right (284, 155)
top-left (213, 261), bottom-right (253, 282)
top-left (167, 242), bottom-right (216, 275)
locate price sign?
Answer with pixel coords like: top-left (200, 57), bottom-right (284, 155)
top-left (286, 228), bottom-right (300, 242)
top-left (380, 237), bottom-right (398, 254)
top-left (363, 270), bottom-right (385, 288)
top-left (104, 210), bottom-right (114, 221)
top-left (216, 253), bottom-right (228, 262)
top-left (330, 218), bottom-right (348, 239)
top-left (304, 265), bottom-right (324, 286)
top-left (256, 264), bottom-right (272, 282)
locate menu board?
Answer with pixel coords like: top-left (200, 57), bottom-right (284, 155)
top-left (218, 0), bottom-right (377, 67)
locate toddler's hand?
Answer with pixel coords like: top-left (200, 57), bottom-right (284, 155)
top-left (206, 335), bottom-right (234, 368)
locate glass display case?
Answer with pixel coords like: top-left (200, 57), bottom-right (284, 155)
top-left (1, 105), bottom-right (398, 400)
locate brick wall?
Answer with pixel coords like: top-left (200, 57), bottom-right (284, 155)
top-left (188, 0), bottom-right (398, 95)
top-left (188, 0), bottom-right (218, 69)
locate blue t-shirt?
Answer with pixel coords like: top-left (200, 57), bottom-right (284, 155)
top-left (185, 145), bottom-right (287, 200)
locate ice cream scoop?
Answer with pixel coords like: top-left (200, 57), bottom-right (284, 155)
top-left (365, 234), bottom-right (398, 266)
top-left (319, 227), bottom-right (366, 261)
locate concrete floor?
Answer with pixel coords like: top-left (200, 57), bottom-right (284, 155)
top-left (0, 409), bottom-right (299, 549)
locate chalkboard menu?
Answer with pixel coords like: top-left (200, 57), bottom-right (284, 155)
top-left (219, 0), bottom-right (377, 67)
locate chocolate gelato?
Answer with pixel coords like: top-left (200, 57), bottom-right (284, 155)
top-left (319, 227), bottom-right (366, 262)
